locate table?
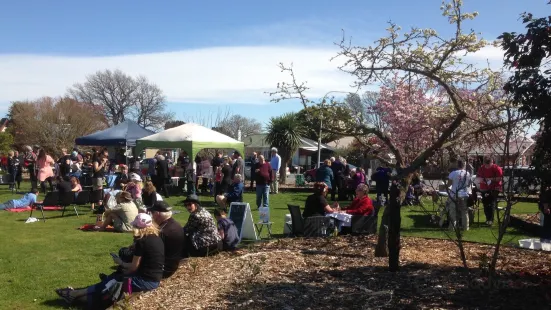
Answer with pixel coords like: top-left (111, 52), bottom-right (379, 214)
top-left (326, 212), bottom-right (353, 231)
top-left (255, 222), bottom-right (274, 239)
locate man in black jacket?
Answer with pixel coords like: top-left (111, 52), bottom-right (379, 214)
top-left (156, 155), bottom-right (170, 197)
top-left (148, 201), bottom-right (184, 278)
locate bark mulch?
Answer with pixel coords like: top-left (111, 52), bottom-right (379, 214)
top-left (131, 236), bottom-right (551, 309)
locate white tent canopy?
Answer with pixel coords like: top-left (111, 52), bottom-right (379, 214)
top-left (135, 123), bottom-right (244, 159)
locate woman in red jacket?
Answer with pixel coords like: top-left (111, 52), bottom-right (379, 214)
top-left (342, 183), bottom-right (374, 216)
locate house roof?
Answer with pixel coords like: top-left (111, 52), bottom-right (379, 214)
top-left (327, 136), bottom-right (356, 149)
top-left (468, 137), bottom-right (535, 156)
top-left (244, 134), bottom-right (334, 151)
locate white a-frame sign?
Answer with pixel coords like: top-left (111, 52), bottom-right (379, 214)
top-left (229, 202), bottom-right (258, 243)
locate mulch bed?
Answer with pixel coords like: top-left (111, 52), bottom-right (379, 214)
top-left (131, 236), bottom-right (551, 309)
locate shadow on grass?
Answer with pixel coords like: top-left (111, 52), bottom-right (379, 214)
top-left (222, 261), bottom-right (550, 309)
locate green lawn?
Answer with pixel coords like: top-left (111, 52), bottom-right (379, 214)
top-left (0, 182), bottom-right (540, 309)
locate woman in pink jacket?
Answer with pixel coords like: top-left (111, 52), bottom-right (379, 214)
top-left (36, 149), bottom-right (55, 193)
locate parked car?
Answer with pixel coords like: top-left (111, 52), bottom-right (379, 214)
top-left (303, 164), bottom-right (357, 183)
top-left (244, 161), bottom-right (290, 180)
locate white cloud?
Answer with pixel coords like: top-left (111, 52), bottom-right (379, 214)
top-left (0, 46), bottom-right (358, 106)
top-left (0, 44), bottom-right (507, 111)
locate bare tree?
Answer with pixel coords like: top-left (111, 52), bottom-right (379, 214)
top-left (182, 107), bottom-right (233, 130)
top-left (9, 97), bottom-right (107, 156)
top-left (217, 115), bottom-right (262, 140)
top-left (132, 76), bottom-right (169, 130)
top-left (67, 69), bottom-right (168, 129)
top-left (164, 120), bottom-right (186, 130)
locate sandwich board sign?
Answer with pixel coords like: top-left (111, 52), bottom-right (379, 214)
top-left (229, 202), bottom-right (258, 242)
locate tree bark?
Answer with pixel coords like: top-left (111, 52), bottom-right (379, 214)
top-left (388, 182), bottom-right (402, 272)
top-left (374, 204), bottom-right (389, 257)
top-left (279, 160), bottom-right (288, 184)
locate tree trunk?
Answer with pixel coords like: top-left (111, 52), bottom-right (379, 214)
top-left (279, 160), bottom-right (288, 184)
top-left (388, 182), bottom-right (402, 272)
top-left (374, 204), bottom-right (389, 257)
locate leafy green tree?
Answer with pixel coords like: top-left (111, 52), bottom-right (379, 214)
top-left (265, 113), bottom-right (305, 183)
top-left (500, 8), bottom-right (551, 184)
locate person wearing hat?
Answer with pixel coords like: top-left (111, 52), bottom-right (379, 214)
top-left (148, 201), bottom-right (184, 278)
top-left (183, 195), bottom-right (221, 257)
top-left (96, 191), bottom-right (139, 232)
top-left (126, 173), bottom-right (143, 204)
top-left (56, 213), bottom-right (164, 307)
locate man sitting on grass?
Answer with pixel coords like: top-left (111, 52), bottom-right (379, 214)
top-left (215, 174), bottom-right (244, 208)
top-left (148, 201), bottom-right (184, 278)
top-left (214, 208), bottom-right (239, 251)
top-left (0, 188), bottom-right (39, 210)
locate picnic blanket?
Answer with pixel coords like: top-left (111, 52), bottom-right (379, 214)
top-left (6, 206), bottom-right (63, 212)
top-left (78, 224), bottom-right (116, 232)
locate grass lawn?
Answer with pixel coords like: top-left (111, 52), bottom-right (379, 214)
top-left (0, 182), bottom-right (540, 309)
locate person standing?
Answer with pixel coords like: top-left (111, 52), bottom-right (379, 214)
top-left (148, 151), bottom-right (159, 186)
top-left (373, 163), bottom-right (392, 205)
top-left (476, 157), bottom-right (503, 226)
top-left (23, 146), bottom-right (38, 189)
top-left (57, 148), bottom-right (72, 177)
top-left (269, 148), bottom-right (281, 194)
top-left (211, 151), bottom-right (223, 196)
top-left (231, 151), bottom-right (244, 181)
top-left (14, 150), bottom-right (23, 190)
top-left (330, 157), bottom-right (345, 201)
top-left (155, 155), bottom-right (170, 198)
top-left (91, 150), bottom-right (108, 211)
top-left (249, 152), bottom-right (259, 191)
top-left (447, 160), bottom-right (472, 231)
top-left (254, 155), bottom-right (273, 210)
top-left (316, 159), bottom-right (334, 193)
top-left (37, 149), bottom-right (55, 194)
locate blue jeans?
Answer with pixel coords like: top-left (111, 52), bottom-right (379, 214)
top-left (87, 273), bottom-right (159, 308)
top-left (256, 184), bottom-right (269, 209)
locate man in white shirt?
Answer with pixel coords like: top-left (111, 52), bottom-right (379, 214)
top-left (269, 147), bottom-right (281, 194)
top-left (447, 160), bottom-right (472, 231)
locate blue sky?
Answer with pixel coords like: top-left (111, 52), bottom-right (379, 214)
top-left (0, 0), bottom-right (548, 128)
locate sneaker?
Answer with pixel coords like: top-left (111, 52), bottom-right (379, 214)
top-left (487, 221), bottom-right (493, 226)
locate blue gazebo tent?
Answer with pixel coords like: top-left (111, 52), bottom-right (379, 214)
top-left (75, 120), bottom-right (155, 147)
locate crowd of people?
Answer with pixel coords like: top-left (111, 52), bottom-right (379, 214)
top-left (55, 195), bottom-right (239, 307)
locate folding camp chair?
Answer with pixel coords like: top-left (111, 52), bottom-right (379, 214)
top-left (31, 191), bottom-right (59, 222)
top-left (287, 204), bottom-right (304, 237)
top-left (59, 191), bottom-right (77, 217)
top-left (74, 190), bottom-right (90, 206)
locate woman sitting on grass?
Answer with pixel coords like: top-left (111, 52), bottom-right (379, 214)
top-left (142, 180), bottom-right (161, 209)
top-left (183, 194), bottom-right (221, 257)
top-left (95, 191), bottom-right (139, 232)
top-left (55, 213), bottom-right (164, 308)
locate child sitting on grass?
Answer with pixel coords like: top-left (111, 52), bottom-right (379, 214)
top-left (214, 208), bottom-right (239, 251)
top-left (0, 188), bottom-right (39, 210)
